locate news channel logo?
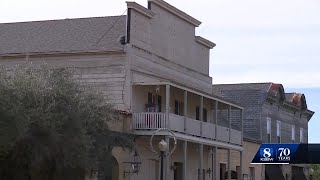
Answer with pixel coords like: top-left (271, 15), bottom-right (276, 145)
top-left (258, 146), bottom-right (291, 163)
top-left (276, 148), bottom-right (291, 161)
top-left (259, 148), bottom-right (274, 162)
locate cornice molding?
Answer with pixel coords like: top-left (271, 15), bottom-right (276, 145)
top-left (195, 36), bottom-right (216, 49)
top-left (148, 0), bottom-right (201, 26)
top-left (126, 1), bottom-right (155, 18)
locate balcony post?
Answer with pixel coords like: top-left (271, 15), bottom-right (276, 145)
top-left (241, 109), bottom-right (243, 145)
top-left (200, 96), bottom-right (203, 137)
top-left (240, 151), bottom-right (243, 180)
top-left (215, 101), bottom-right (218, 139)
top-left (228, 105), bottom-right (231, 142)
top-left (184, 90), bottom-right (188, 133)
top-left (166, 84), bottom-right (170, 129)
top-left (183, 141), bottom-right (187, 180)
top-left (213, 146), bottom-right (217, 180)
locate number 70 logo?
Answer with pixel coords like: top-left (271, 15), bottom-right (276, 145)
top-left (278, 148), bottom-right (290, 157)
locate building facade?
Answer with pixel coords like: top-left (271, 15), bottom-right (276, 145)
top-left (213, 83), bottom-right (314, 180)
top-left (0, 0), bottom-right (268, 180)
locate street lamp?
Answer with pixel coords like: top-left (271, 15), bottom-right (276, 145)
top-left (159, 139), bottom-right (168, 180)
top-left (150, 128), bottom-right (177, 180)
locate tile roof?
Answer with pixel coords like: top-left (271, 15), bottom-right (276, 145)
top-left (0, 16), bottom-right (127, 55)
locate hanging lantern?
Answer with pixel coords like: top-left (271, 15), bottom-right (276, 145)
top-left (123, 151), bottom-right (142, 177)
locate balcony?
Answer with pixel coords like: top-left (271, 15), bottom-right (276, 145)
top-left (132, 112), bottom-right (242, 145)
top-left (131, 83), bottom-right (243, 147)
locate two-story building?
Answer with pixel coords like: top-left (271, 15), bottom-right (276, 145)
top-left (0, 0), bottom-right (259, 180)
top-left (213, 83), bottom-right (314, 180)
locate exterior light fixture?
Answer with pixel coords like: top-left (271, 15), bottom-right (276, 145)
top-left (123, 151), bottom-right (142, 178)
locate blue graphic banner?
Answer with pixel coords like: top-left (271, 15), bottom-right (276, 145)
top-left (251, 144), bottom-right (320, 164)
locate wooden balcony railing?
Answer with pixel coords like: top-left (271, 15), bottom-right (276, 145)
top-left (132, 112), bottom-right (242, 145)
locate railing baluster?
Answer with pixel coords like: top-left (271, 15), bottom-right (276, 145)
top-left (132, 112), bottom-right (168, 130)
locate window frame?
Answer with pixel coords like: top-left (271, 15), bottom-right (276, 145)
top-left (291, 125), bottom-right (295, 143)
top-left (267, 117), bottom-right (271, 143)
top-left (300, 128), bottom-right (304, 143)
top-left (276, 120), bottom-right (281, 143)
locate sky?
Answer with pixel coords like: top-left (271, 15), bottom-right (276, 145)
top-left (0, 0), bottom-right (319, 142)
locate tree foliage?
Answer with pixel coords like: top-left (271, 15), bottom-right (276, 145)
top-left (311, 164), bottom-right (320, 180)
top-left (0, 63), bottom-right (133, 180)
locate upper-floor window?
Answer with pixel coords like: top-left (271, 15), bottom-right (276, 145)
top-left (300, 128), bottom-right (304, 143)
top-left (174, 100), bottom-right (184, 116)
top-left (146, 92), bottom-right (161, 112)
top-left (203, 108), bottom-right (207, 122)
top-left (267, 117), bottom-right (271, 143)
top-left (291, 125), bottom-right (295, 143)
top-left (196, 106), bottom-right (207, 122)
top-left (276, 120), bottom-right (281, 143)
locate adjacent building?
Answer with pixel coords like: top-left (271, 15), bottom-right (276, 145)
top-left (213, 83), bottom-right (314, 180)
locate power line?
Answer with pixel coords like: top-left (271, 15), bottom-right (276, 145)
top-left (95, 9), bottom-right (127, 46)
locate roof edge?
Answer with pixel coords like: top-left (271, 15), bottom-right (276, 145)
top-left (195, 36), bottom-right (216, 49)
top-left (126, 1), bottom-right (155, 18)
top-left (148, 0), bottom-right (201, 27)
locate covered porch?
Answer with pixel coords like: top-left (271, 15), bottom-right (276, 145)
top-left (131, 82), bottom-right (243, 146)
top-left (130, 82), bottom-right (244, 180)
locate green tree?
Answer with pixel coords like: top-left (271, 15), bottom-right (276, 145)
top-left (0, 63), bottom-right (133, 180)
top-left (311, 164), bottom-right (320, 180)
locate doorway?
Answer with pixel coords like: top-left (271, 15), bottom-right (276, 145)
top-left (220, 163), bottom-right (226, 180)
top-left (173, 162), bottom-right (183, 180)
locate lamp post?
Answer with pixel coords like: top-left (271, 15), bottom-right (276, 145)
top-left (159, 139), bottom-right (168, 180)
top-left (150, 128), bottom-right (177, 180)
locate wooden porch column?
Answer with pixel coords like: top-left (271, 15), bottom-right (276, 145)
top-left (215, 101), bottom-right (218, 138)
top-left (227, 149), bottom-right (231, 180)
top-left (184, 90), bottom-right (188, 133)
top-left (213, 146), bottom-right (218, 180)
top-left (199, 96), bottom-right (204, 180)
top-left (240, 151), bottom-right (243, 180)
top-left (241, 109), bottom-right (243, 145)
top-left (166, 84), bottom-right (170, 128)
top-left (199, 144), bottom-right (203, 180)
top-left (200, 96), bottom-right (203, 137)
top-left (183, 141), bottom-right (187, 180)
top-left (228, 105), bottom-right (231, 142)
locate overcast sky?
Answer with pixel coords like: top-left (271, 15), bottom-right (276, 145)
top-left (1, 0), bottom-right (319, 142)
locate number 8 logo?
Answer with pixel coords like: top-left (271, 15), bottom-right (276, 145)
top-left (263, 148), bottom-right (272, 158)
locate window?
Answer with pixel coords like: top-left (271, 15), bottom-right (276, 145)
top-left (249, 167), bottom-right (255, 180)
top-left (300, 128), bottom-right (303, 143)
top-left (174, 100), bottom-right (184, 115)
top-left (291, 125), bottom-right (295, 143)
top-left (277, 121), bottom-right (281, 143)
top-left (158, 96), bottom-right (162, 112)
top-left (203, 108), bottom-right (207, 122)
top-left (267, 117), bottom-right (271, 143)
top-left (196, 106), bottom-right (200, 120)
top-left (146, 92), bottom-right (161, 112)
top-left (148, 92), bottom-right (154, 104)
top-left (196, 106), bottom-right (207, 122)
